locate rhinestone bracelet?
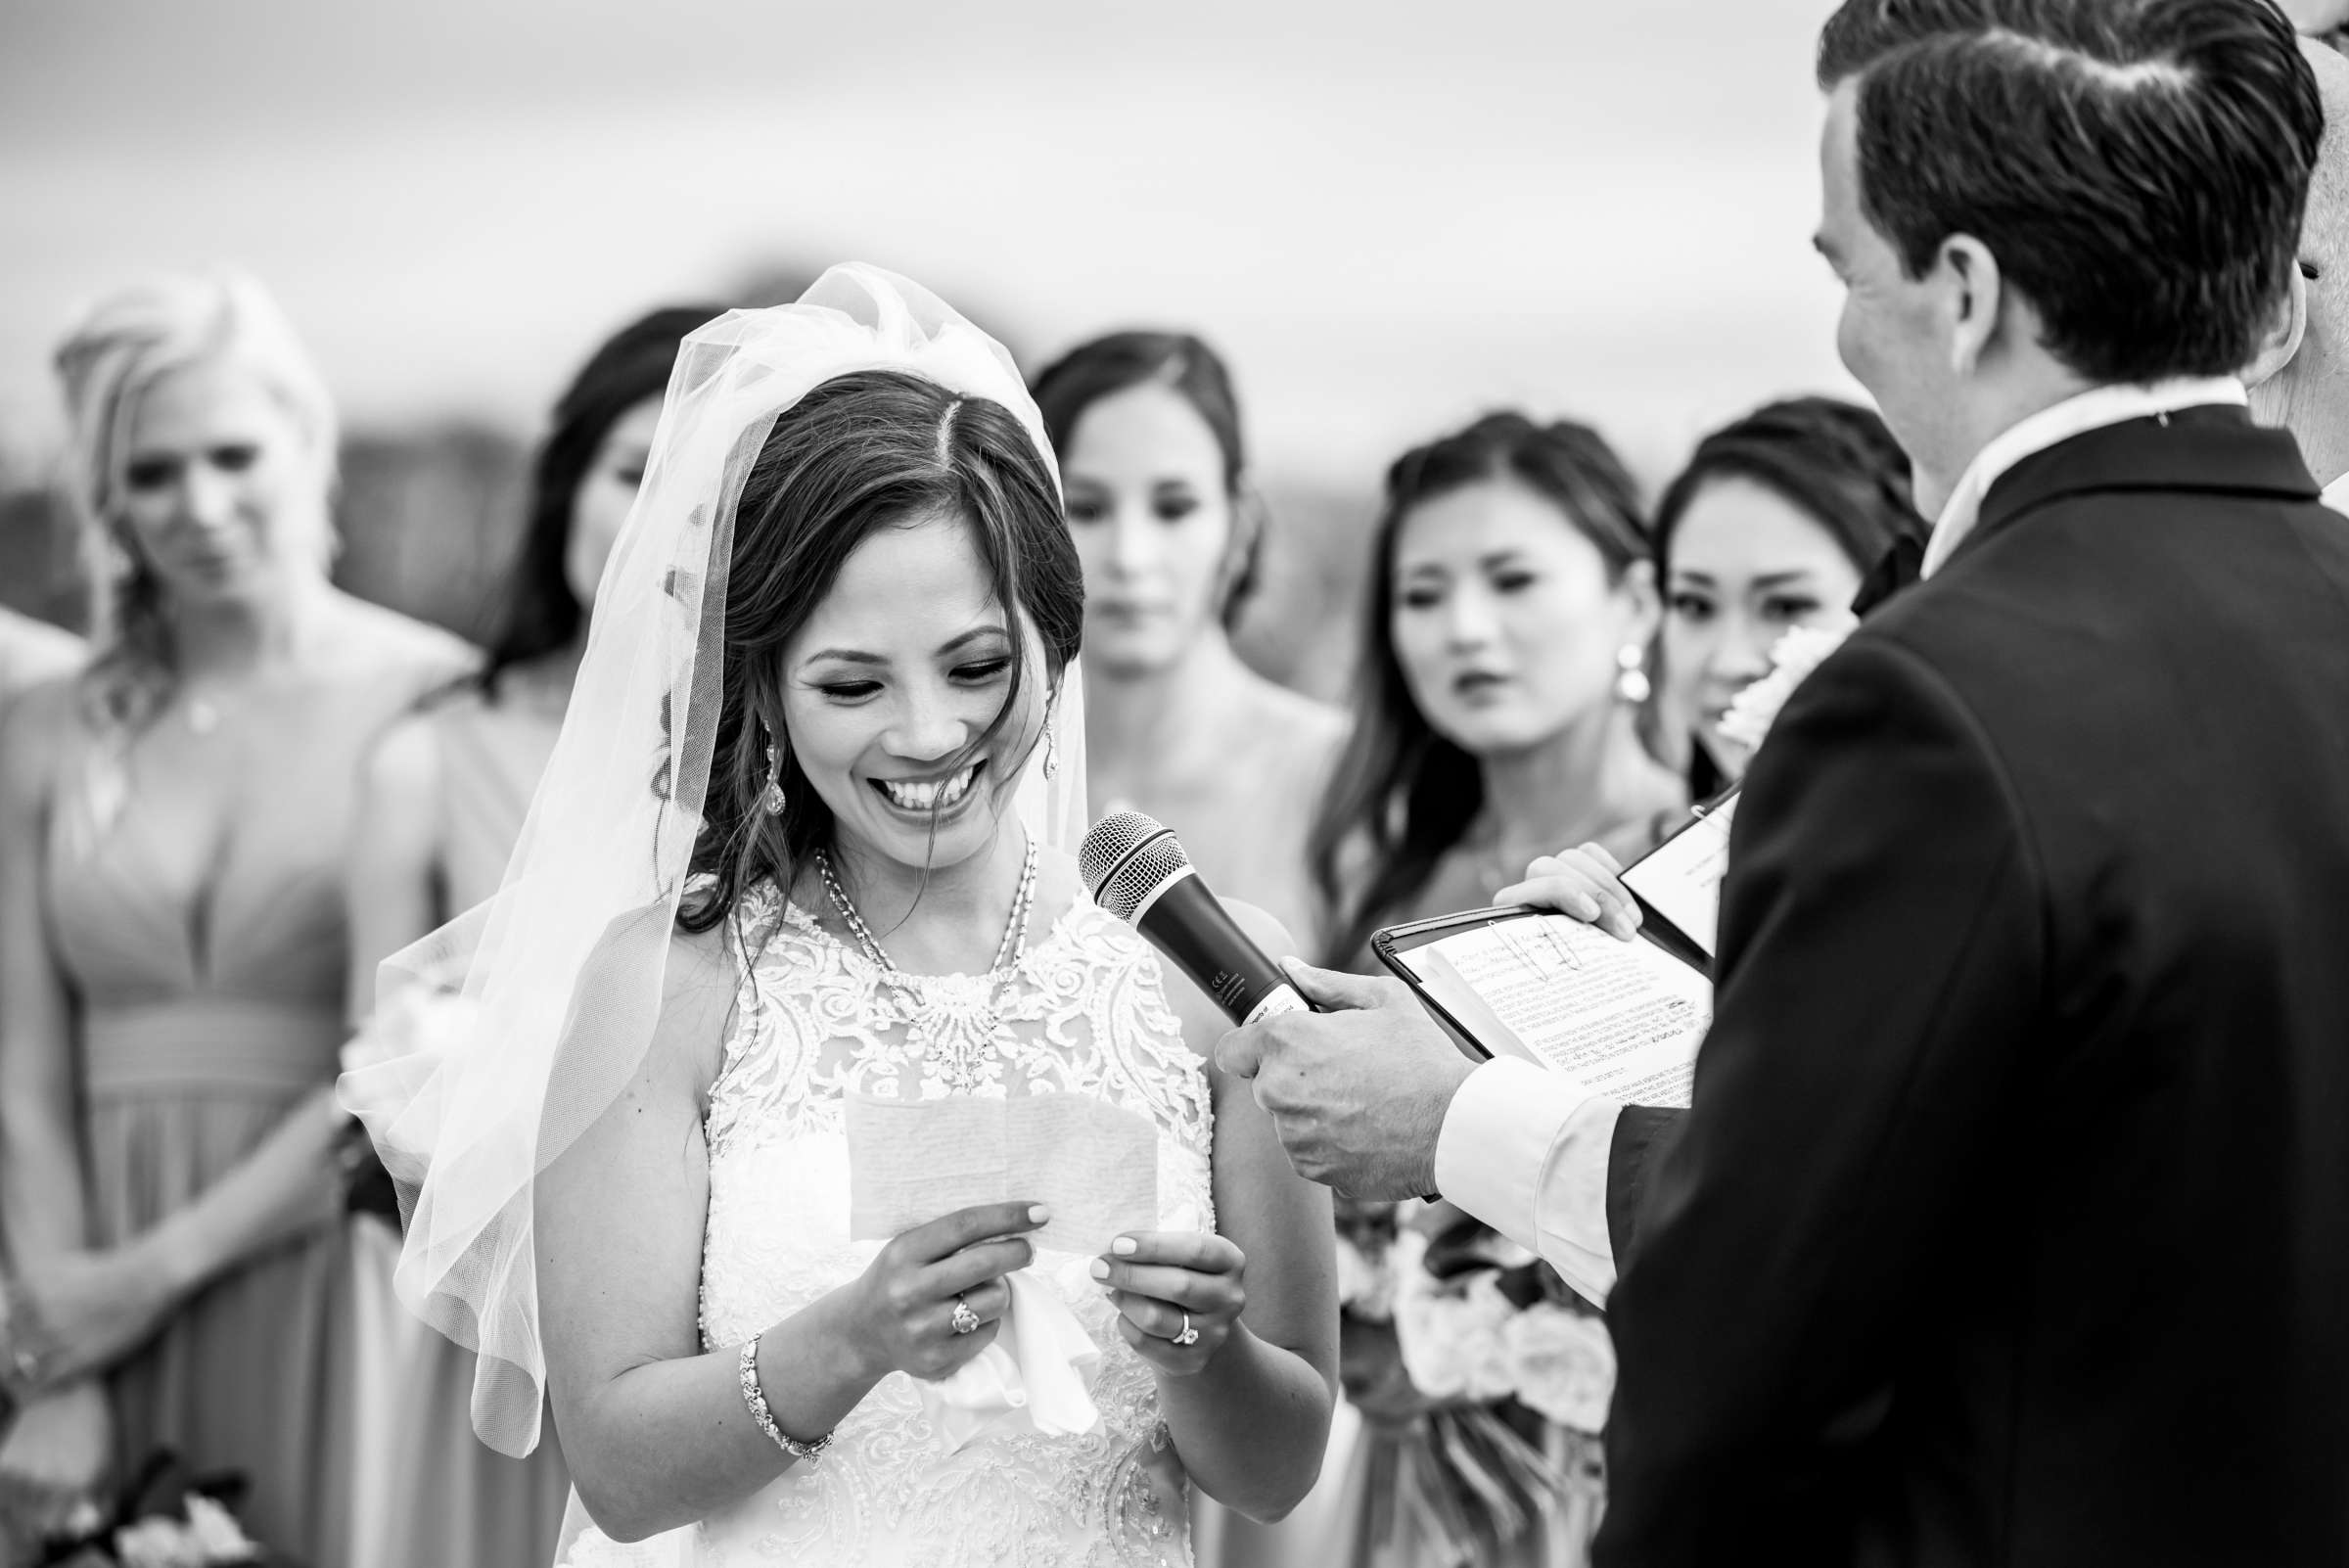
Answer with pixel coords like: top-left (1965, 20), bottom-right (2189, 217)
top-left (737, 1334), bottom-right (833, 1464)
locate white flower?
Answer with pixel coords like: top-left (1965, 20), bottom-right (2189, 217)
top-left (183, 1496), bottom-right (259, 1561)
top-left (1394, 1269), bottom-right (1518, 1402)
top-left (1335, 1235), bottom-right (1397, 1321)
top-left (1716, 623), bottom-right (1853, 754)
top-left (115, 1517), bottom-right (204, 1568)
top-left (1504, 1305), bottom-right (1616, 1434)
top-left (341, 986), bottom-right (481, 1078)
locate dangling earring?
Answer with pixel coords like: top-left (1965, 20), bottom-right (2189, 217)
top-left (1614, 642), bottom-right (1652, 705)
top-left (760, 727), bottom-right (788, 817)
top-left (1040, 696), bottom-right (1061, 781)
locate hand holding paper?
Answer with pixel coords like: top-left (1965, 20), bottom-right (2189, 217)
top-left (845, 1093), bottom-right (1162, 1450)
top-left (845, 1093), bottom-right (1159, 1260)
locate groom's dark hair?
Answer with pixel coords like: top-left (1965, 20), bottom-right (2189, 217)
top-left (1818, 0), bottom-right (2320, 385)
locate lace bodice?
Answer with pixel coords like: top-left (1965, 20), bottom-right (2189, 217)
top-left (562, 880), bottom-right (1214, 1568)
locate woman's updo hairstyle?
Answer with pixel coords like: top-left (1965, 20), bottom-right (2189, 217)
top-left (1308, 411), bottom-right (1650, 967)
top-left (51, 271), bottom-right (338, 729)
top-left (1652, 395), bottom-right (1924, 578)
top-left (681, 368), bottom-right (1081, 932)
top-left (1030, 330), bottom-right (1265, 626)
top-left (1379, 412), bottom-right (1648, 580)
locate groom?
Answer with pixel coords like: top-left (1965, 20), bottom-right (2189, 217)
top-left (1221, 3), bottom-right (2349, 1565)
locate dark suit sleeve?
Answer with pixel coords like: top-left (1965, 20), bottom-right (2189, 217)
top-left (1597, 632), bottom-right (2044, 1566)
top-left (1606, 1105), bottom-right (1682, 1259)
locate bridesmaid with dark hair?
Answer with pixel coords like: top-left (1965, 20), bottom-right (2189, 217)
top-left (1312, 411), bottom-right (1682, 970)
top-left (1653, 395), bottom-right (1927, 800)
top-left (343, 303), bottom-right (716, 1568)
top-left (1033, 334), bottom-right (1349, 1568)
top-left (1031, 331), bottom-right (1344, 946)
top-left (1307, 411), bottom-right (1681, 1568)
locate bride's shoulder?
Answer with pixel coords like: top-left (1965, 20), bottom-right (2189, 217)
top-left (637, 913), bottom-right (739, 1091)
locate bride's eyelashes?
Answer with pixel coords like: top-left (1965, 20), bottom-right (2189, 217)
top-left (809, 659), bottom-right (1014, 705)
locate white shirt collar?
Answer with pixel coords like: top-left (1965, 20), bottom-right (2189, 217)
top-left (1921, 377), bottom-right (2249, 578)
top-left (2322, 469), bottom-right (2349, 517)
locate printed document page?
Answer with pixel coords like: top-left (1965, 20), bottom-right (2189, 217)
top-left (1621, 793), bottom-right (1737, 960)
top-left (1395, 914), bottom-right (1709, 1107)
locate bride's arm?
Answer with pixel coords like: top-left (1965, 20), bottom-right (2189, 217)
top-left (1128, 902), bottom-right (1338, 1523)
top-left (537, 919), bottom-right (1044, 1545)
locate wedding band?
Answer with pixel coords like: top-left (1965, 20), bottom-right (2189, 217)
top-left (1173, 1313), bottom-right (1199, 1348)
top-left (950, 1296), bottom-right (981, 1336)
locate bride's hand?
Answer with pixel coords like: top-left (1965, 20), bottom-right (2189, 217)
top-left (1092, 1231), bottom-right (1246, 1377)
top-left (849, 1201), bottom-right (1047, 1383)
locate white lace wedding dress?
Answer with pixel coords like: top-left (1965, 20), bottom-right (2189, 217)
top-left (560, 882), bottom-right (1215, 1568)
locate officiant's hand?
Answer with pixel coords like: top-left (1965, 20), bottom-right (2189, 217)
top-left (1216, 960), bottom-right (1475, 1202)
top-left (1494, 842), bottom-right (1643, 941)
top-left (1093, 1231), bottom-right (1247, 1377)
top-left (848, 1201), bottom-right (1047, 1383)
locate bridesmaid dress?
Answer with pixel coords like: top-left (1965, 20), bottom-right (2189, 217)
top-left (366, 682), bottom-right (573, 1568)
top-left (40, 619), bottom-right (469, 1568)
top-left (1314, 842), bottom-right (1638, 1568)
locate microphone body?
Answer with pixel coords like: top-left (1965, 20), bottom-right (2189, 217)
top-left (1080, 812), bottom-right (1312, 1026)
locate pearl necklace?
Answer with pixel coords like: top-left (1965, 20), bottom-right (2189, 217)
top-left (813, 839), bottom-right (1039, 1091)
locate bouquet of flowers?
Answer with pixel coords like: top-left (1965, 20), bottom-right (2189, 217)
top-left (1336, 1198), bottom-right (1612, 1566)
top-left (26, 1452), bottom-right (299, 1568)
top-left (337, 955), bottom-right (481, 1223)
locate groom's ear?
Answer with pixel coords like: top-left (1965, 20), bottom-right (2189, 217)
top-left (2242, 263), bottom-right (2309, 392)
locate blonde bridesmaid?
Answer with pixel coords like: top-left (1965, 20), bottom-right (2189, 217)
top-left (0, 273), bottom-right (471, 1565)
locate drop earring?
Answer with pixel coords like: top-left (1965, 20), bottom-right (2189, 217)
top-left (1041, 698), bottom-right (1061, 781)
top-left (761, 728), bottom-right (788, 817)
top-left (1614, 643), bottom-right (1652, 706)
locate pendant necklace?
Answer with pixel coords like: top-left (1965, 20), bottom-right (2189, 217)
top-left (814, 837), bottom-right (1038, 1091)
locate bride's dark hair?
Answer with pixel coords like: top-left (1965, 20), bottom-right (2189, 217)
top-left (679, 368), bottom-right (1081, 934)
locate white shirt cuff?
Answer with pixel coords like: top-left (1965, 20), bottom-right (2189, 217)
top-left (1433, 1057), bottom-right (1623, 1306)
top-left (1436, 1058), bottom-right (1588, 1251)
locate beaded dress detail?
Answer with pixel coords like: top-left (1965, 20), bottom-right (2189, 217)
top-left (561, 881), bottom-right (1215, 1567)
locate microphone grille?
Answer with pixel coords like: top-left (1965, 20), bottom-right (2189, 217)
top-left (1079, 809), bottom-right (1191, 925)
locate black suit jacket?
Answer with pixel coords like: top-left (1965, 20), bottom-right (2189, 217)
top-left (1593, 408), bottom-right (2349, 1568)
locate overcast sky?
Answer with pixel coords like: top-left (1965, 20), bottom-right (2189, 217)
top-left (0, 0), bottom-right (1858, 484)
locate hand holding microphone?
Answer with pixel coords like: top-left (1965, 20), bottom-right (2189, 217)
top-left (1082, 811), bottom-right (1470, 1201)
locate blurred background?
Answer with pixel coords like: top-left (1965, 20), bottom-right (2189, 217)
top-left (0, 0), bottom-right (1858, 699)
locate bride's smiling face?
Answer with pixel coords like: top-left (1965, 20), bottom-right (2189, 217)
top-left (780, 509), bottom-right (1048, 873)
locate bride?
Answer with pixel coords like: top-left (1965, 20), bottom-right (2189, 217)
top-left (342, 266), bottom-right (1336, 1567)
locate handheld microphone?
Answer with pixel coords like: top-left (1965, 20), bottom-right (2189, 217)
top-left (1079, 810), bottom-right (1313, 1026)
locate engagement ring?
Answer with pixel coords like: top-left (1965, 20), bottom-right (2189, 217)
top-left (950, 1296), bottom-right (981, 1336)
top-left (1174, 1313), bottom-right (1199, 1348)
